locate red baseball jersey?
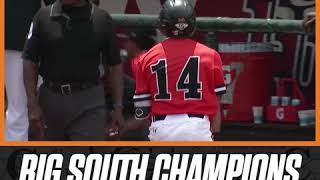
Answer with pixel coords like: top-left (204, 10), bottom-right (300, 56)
top-left (135, 38), bottom-right (226, 117)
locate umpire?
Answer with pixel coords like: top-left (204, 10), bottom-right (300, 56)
top-left (22, 0), bottom-right (124, 141)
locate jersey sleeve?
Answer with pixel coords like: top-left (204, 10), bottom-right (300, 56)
top-left (22, 12), bottom-right (41, 63)
top-left (133, 58), bottom-right (151, 120)
top-left (213, 52), bottom-right (226, 95)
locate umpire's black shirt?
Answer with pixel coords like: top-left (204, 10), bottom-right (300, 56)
top-left (22, 1), bottom-right (121, 82)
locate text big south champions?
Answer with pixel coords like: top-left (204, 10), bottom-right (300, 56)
top-left (19, 153), bottom-right (302, 180)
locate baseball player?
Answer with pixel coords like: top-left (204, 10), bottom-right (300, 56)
top-left (5, 0), bottom-right (53, 141)
top-left (133, 0), bottom-right (226, 141)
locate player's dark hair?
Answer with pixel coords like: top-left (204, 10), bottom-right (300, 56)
top-left (127, 28), bottom-right (157, 50)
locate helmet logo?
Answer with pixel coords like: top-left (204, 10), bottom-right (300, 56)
top-left (175, 23), bottom-right (189, 30)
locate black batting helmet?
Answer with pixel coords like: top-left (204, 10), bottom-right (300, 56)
top-left (159, 0), bottom-right (196, 38)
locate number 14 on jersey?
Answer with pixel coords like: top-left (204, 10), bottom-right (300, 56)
top-left (151, 56), bottom-right (202, 101)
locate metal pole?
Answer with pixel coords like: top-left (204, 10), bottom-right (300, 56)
top-left (111, 14), bottom-right (305, 34)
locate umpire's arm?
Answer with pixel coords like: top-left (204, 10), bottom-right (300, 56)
top-left (103, 14), bottom-right (124, 128)
top-left (22, 11), bottom-right (46, 139)
top-left (22, 12), bottom-right (41, 106)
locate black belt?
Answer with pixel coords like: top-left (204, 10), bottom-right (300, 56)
top-left (152, 114), bottom-right (205, 122)
top-left (43, 81), bottom-right (99, 95)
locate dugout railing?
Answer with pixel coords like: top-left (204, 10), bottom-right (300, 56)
top-left (110, 14), bottom-right (310, 49)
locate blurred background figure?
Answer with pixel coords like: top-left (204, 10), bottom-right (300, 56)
top-left (103, 28), bottom-right (157, 140)
top-left (91, 0), bottom-right (99, 6)
top-left (123, 28), bottom-right (157, 79)
top-left (103, 28), bottom-right (157, 116)
top-left (302, 12), bottom-right (315, 35)
top-left (5, 0), bottom-right (53, 141)
top-left (123, 28), bottom-right (157, 118)
top-left (120, 29), bottom-right (157, 140)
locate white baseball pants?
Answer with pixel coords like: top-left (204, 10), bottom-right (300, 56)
top-left (5, 50), bottom-right (29, 141)
top-left (148, 114), bottom-right (213, 141)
